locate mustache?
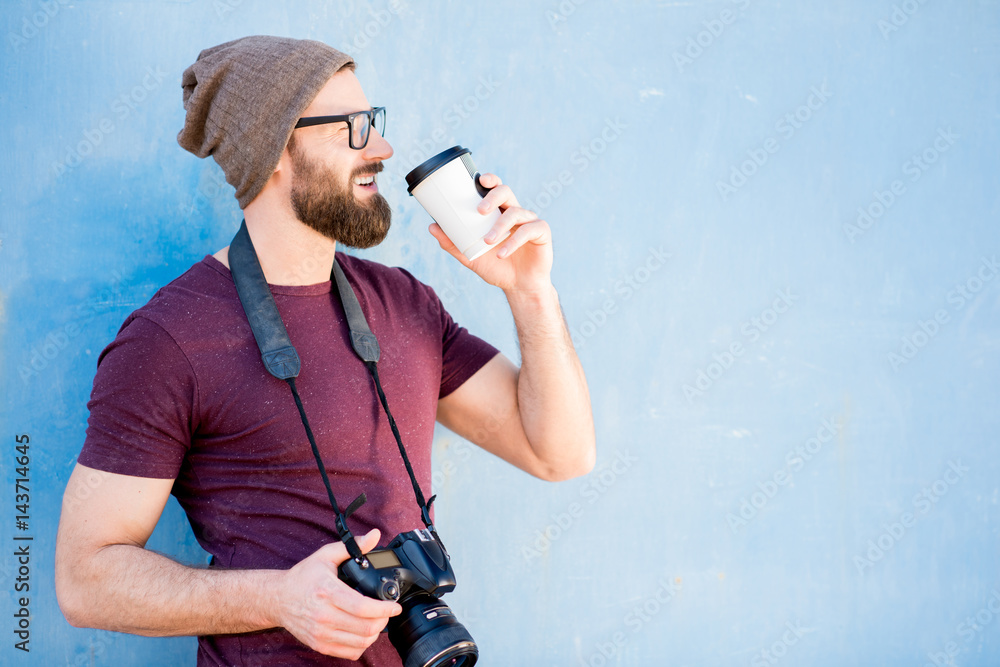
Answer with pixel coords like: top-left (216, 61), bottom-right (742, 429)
top-left (351, 162), bottom-right (384, 179)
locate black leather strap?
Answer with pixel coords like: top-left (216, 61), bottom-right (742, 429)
top-left (332, 259), bottom-right (380, 363)
top-left (229, 221), bottom-right (301, 380)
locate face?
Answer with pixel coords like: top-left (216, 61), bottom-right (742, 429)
top-left (286, 70), bottom-right (395, 248)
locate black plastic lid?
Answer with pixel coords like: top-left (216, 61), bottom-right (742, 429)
top-left (405, 146), bottom-right (470, 194)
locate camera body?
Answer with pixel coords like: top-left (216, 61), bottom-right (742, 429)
top-left (339, 529), bottom-right (478, 667)
top-left (339, 528), bottom-right (457, 602)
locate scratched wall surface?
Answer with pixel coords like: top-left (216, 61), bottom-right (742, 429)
top-left (2, 0), bottom-right (999, 665)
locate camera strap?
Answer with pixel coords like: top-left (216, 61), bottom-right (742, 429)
top-left (229, 221), bottom-right (437, 559)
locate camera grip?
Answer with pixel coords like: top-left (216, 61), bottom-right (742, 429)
top-left (339, 556), bottom-right (402, 602)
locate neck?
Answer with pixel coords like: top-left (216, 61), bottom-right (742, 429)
top-left (215, 200), bottom-right (338, 287)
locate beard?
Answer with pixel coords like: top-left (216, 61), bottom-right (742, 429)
top-left (288, 139), bottom-right (392, 249)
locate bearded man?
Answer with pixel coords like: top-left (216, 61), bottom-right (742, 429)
top-left (54, 35), bottom-right (595, 666)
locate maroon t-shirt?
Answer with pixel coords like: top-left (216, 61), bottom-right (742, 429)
top-left (78, 254), bottom-right (499, 666)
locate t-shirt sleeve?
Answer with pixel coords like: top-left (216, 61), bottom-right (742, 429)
top-left (77, 315), bottom-right (197, 479)
top-left (437, 302), bottom-right (500, 399)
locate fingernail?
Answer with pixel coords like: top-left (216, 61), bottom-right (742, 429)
top-left (497, 247), bottom-right (508, 258)
top-left (484, 231), bottom-right (496, 243)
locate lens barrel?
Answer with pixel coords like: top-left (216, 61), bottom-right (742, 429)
top-left (388, 592), bottom-right (478, 667)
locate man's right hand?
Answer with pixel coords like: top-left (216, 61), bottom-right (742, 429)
top-left (56, 465), bottom-right (400, 655)
top-left (275, 529), bottom-right (402, 660)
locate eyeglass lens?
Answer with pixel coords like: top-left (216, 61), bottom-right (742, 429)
top-left (352, 108), bottom-right (385, 148)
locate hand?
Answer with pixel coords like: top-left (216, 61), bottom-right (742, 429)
top-left (275, 530), bottom-right (401, 660)
top-left (428, 173), bottom-right (554, 295)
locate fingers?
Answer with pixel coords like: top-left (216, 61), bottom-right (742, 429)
top-left (314, 602), bottom-right (392, 639)
top-left (432, 209), bottom-right (548, 263)
top-left (300, 533), bottom-right (402, 620)
top-left (430, 172), bottom-right (548, 264)
top-left (477, 172), bottom-right (503, 190)
top-left (476, 177), bottom-right (520, 214)
top-left (483, 206), bottom-right (540, 246)
top-left (303, 613), bottom-right (389, 661)
top-left (494, 219), bottom-right (552, 259)
top-left (279, 592), bottom-right (391, 660)
top-left (335, 581), bottom-right (402, 619)
top-left (316, 627), bottom-right (388, 660)
top-left (279, 533), bottom-right (403, 659)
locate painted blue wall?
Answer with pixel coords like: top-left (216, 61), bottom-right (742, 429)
top-left (2, 1), bottom-right (999, 665)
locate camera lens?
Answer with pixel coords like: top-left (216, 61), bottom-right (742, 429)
top-left (388, 592), bottom-right (478, 667)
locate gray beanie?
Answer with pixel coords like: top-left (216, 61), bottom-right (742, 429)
top-left (178, 35), bottom-right (354, 208)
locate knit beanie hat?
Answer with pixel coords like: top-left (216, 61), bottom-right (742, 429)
top-left (178, 35), bottom-right (354, 208)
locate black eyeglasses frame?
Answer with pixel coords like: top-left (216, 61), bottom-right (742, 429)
top-left (293, 107), bottom-right (386, 150)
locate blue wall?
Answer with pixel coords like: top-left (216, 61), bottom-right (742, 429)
top-left (2, 1), bottom-right (999, 665)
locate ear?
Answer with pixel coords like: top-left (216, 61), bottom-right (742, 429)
top-left (273, 142), bottom-right (293, 176)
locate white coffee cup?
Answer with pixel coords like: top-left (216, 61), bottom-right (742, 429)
top-left (405, 146), bottom-right (504, 261)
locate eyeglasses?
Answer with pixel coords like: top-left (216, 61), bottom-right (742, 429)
top-left (294, 107), bottom-right (386, 150)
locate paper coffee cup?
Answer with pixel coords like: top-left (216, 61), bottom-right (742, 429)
top-left (405, 146), bottom-right (504, 261)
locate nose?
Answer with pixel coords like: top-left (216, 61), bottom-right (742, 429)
top-left (363, 128), bottom-right (393, 162)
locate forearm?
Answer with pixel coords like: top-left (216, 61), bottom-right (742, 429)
top-left (60, 543), bottom-right (280, 636)
top-left (506, 284), bottom-right (596, 479)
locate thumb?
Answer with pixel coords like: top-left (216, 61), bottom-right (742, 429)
top-left (317, 529), bottom-right (382, 566)
top-left (428, 224), bottom-right (473, 268)
top-left (357, 529), bottom-right (382, 554)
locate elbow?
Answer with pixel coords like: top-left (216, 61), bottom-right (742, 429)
top-left (534, 436), bottom-right (597, 483)
top-left (61, 607), bottom-right (90, 630)
top-left (539, 463), bottom-right (593, 483)
top-left (550, 451), bottom-right (597, 482)
top-left (55, 545), bottom-right (97, 629)
top-left (55, 573), bottom-right (90, 628)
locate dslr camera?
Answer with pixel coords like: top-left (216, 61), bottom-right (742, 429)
top-left (339, 528), bottom-right (478, 667)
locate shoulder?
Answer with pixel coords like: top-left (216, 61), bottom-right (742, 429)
top-left (336, 252), bottom-right (428, 289)
top-left (336, 253), bottom-right (441, 310)
top-left (109, 256), bottom-right (245, 354)
top-left (121, 256), bottom-right (244, 339)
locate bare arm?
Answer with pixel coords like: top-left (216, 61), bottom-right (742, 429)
top-left (431, 172), bottom-right (596, 481)
top-left (55, 463), bottom-right (399, 659)
top-left (437, 323), bottom-right (595, 481)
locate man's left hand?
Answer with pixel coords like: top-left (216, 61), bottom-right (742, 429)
top-left (428, 173), bottom-right (553, 294)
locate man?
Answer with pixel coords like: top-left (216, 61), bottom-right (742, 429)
top-left (55, 35), bottom-right (595, 665)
